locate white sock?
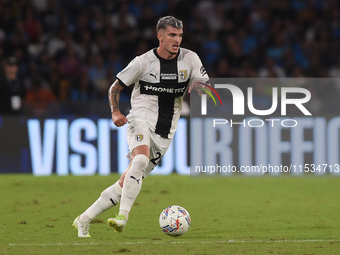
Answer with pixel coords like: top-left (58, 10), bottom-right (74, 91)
top-left (119, 210), bottom-right (129, 220)
top-left (80, 181), bottom-right (122, 222)
top-left (119, 154), bottom-right (149, 220)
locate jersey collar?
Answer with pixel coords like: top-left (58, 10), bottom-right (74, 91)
top-left (153, 48), bottom-right (180, 63)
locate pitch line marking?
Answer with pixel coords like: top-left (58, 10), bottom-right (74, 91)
top-left (7, 239), bottom-right (340, 246)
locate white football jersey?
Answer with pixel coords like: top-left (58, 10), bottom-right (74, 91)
top-left (117, 48), bottom-right (209, 139)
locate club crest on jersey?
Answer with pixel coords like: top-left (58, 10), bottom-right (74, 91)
top-left (179, 70), bottom-right (187, 80)
top-left (135, 134), bottom-right (144, 141)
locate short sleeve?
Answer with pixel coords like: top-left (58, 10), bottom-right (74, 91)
top-left (190, 53), bottom-right (209, 82)
top-left (116, 57), bottom-right (143, 87)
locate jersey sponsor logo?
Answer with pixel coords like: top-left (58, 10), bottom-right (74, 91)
top-left (139, 80), bottom-right (189, 97)
top-left (150, 72), bottom-right (158, 80)
top-left (200, 66), bottom-right (207, 76)
top-left (143, 84), bottom-right (185, 94)
top-left (135, 134), bottom-right (144, 141)
top-left (179, 70), bottom-right (187, 80)
top-left (161, 73), bottom-right (177, 80)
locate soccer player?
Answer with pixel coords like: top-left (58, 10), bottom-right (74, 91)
top-left (73, 16), bottom-right (209, 237)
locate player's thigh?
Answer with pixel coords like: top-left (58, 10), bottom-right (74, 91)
top-left (127, 122), bottom-right (151, 155)
top-left (143, 135), bottom-right (172, 178)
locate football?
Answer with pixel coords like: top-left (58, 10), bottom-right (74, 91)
top-left (159, 205), bottom-right (191, 236)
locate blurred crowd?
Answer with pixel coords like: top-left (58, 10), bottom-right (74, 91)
top-left (1, 0), bottom-right (340, 114)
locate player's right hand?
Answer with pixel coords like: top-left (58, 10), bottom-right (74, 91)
top-left (111, 112), bottom-right (127, 127)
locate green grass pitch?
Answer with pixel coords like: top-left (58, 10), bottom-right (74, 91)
top-left (0, 174), bottom-right (340, 254)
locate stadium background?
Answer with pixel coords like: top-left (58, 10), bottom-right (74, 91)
top-left (1, 0), bottom-right (340, 175)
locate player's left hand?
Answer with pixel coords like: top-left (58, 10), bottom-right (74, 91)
top-left (188, 81), bottom-right (210, 96)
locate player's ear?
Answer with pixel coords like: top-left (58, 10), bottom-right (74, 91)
top-left (157, 31), bottom-right (163, 42)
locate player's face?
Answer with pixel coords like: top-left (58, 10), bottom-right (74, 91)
top-left (159, 26), bottom-right (183, 56)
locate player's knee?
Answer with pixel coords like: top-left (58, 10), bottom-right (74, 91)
top-left (118, 176), bottom-right (124, 187)
top-left (100, 188), bottom-right (111, 200)
top-left (100, 186), bottom-right (119, 207)
top-left (131, 154), bottom-right (149, 171)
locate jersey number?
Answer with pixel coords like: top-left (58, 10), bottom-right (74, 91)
top-left (151, 152), bottom-right (162, 165)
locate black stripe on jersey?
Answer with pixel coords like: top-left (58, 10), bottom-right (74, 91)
top-left (153, 49), bottom-right (183, 138)
top-left (155, 94), bottom-right (175, 138)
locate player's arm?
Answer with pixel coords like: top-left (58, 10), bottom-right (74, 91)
top-left (108, 79), bottom-right (128, 127)
top-left (188, 53), bottom-right (210, 96)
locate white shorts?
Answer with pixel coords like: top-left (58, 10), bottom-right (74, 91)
top-left (126, 119), bottom-right (172, 178)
